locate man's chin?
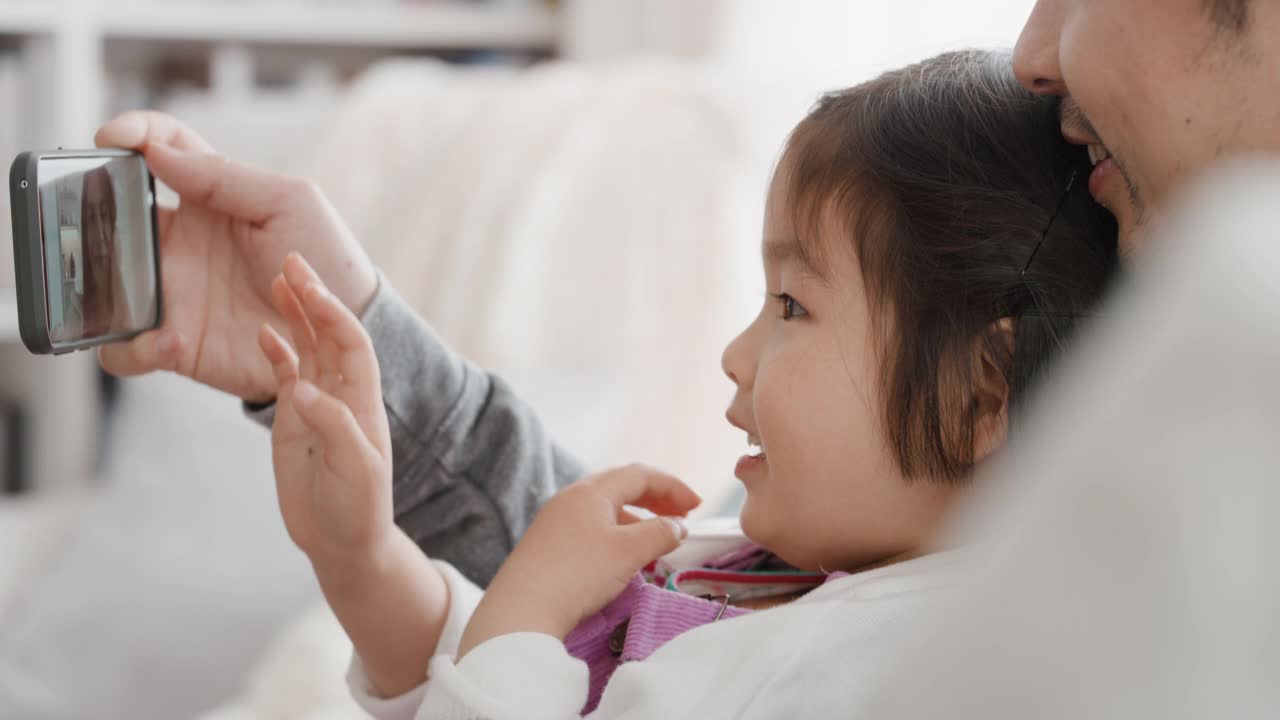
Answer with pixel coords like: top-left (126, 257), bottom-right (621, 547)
top-left (1095, 190), bottom-right (1144, 261)
top-left (1113, 198), bottom-right (1159, 261)
top-left (1117, 219), bottom-right (1145, 261)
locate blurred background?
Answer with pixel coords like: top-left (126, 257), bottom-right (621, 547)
top-left (0, 1), bottom-right (1033, 717)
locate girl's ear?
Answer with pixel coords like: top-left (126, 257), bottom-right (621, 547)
top-left (971, 318), bottom-right (1015, 463)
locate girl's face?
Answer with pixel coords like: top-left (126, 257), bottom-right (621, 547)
top-left (721, 173), bottom-right (964, 573)
top-left (85, 182), bottom-right (116, 280)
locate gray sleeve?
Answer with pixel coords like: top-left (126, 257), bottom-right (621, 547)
top-left (244, 277), bottom-right (588, 587)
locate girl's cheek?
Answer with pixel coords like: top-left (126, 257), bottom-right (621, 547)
top-left (751, 357), bottom-right (791, 451)
top-left (751, 354), bottom-right (776, 415)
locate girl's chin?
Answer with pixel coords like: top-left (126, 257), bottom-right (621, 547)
top-left (737, 502), bottom-right (817, 571)
top-left (736, 494), bottom-right (770, 546)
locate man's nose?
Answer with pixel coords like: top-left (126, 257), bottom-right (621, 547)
top-left (1013, 2), bottom-right (1069, 96)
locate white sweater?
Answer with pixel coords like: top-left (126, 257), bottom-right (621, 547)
top-left (347, 552), bottom-right (961, 719)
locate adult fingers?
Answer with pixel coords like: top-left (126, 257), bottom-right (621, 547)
top-left (98, 327), bottom-right (185, 378)
top-left (94, 110), bottom-right (217, 154)
top-left (144, 142), bottom-right (303, 226)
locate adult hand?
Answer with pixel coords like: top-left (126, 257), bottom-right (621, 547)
top-left (93, 111), bottom-right (379, 404)
top-left (457, 464), bottom-right (702, 659)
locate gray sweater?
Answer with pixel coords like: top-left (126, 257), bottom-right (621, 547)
top-left (249, 278), bottom-right (586, 586)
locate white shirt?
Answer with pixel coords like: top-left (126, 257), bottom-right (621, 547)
top-left (348, 551), bottom-right (962, 719)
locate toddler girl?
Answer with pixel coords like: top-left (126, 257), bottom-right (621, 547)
top-left (255, 49), bottom-right (1116, 719)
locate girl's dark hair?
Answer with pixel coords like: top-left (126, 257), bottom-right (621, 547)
top-left (782, 49), bottom-right (1117, 482)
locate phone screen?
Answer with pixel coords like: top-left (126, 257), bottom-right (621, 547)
top-left (36, 154), bottom-right (157, 347)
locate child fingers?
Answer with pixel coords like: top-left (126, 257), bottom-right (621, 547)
top-left (289, 380), bottom-right (380, 480)
top-left (270, 274), bottom-right (318, 381)
top-left (594, 464), bottom-right (703, 517)
top-left (617, 506), bottom-right (649, 525)
top-left (281, 251), bottom-right (323, 298)
top-left (257, 323), bottom-right (300, 388)
top-left (619, 517), bottom-right (689, 567)
top-left (297, 280), bottom-right (380, 388)
top-left (282, 253), bottom-right (347, 382)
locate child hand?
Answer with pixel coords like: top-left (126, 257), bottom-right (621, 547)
top-left (458, 464), bottom-right (701, 657)
top-left (256, 252), bottom-right (394, 576)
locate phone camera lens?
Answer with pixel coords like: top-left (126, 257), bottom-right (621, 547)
top-left (19, 180), bottom-right (27, 189)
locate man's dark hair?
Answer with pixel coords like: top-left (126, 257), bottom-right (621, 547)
top-left (781, 50), bottom-right (1118, 482)
top-left (1205, 0), bottom-right (1250, 32)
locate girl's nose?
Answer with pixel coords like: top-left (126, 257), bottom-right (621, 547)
top-left (721, 324), bottom-right (754, 389)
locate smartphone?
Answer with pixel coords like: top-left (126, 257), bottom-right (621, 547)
top-left (9, 149), bottom-right (162, 355)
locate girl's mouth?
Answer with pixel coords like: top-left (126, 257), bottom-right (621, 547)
top-left (735, 436), bottom-right (767, 482)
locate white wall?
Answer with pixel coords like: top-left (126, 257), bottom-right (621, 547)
top-left (567, 1), bottom-right (1039, 130)
top-left (710, 0), bottom-right (1038, 142)
top-left (712, 0), bottom-right (1037, 77)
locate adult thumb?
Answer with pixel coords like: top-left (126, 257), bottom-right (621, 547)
top-left (98, 328), bottom-right (183, 377)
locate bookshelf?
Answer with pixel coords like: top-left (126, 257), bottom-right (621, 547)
top-left (0, 2), bottom-right (560, 45)
top-left (0, 0), bottom-right (564, 328)
top-left (101, 3), bottom-right (559, 48)
top-left (0, 0), bottom-right (565, 491)
top-left (0, 1), bottom-right (561, 151)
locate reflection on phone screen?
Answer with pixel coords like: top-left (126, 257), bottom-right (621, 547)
top-left (38, 155), bottom-right (156, 346)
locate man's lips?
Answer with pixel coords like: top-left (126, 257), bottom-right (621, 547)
top-left (1061, 126), bottom-right (1100, 148)
top-left (1087, 157), bottom-right (1122, 207)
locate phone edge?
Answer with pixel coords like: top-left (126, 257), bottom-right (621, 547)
top-left (10, 151), bottom-right (54, 354)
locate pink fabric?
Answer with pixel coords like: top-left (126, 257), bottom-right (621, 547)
top-left (564, 543), bottom-right (831, 715)
top-left (564, 574), bottom-right (753, 714)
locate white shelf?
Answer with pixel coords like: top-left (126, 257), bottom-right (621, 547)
top-left (0, 4), bottom-right (55, 35)
top-left (0, 2), bottom-right (560, 50)
top-left (0, 290), bottom-right (19, 342)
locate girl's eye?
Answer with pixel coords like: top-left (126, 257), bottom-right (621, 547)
top-left (772, 293), bottom-right (808, 321)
